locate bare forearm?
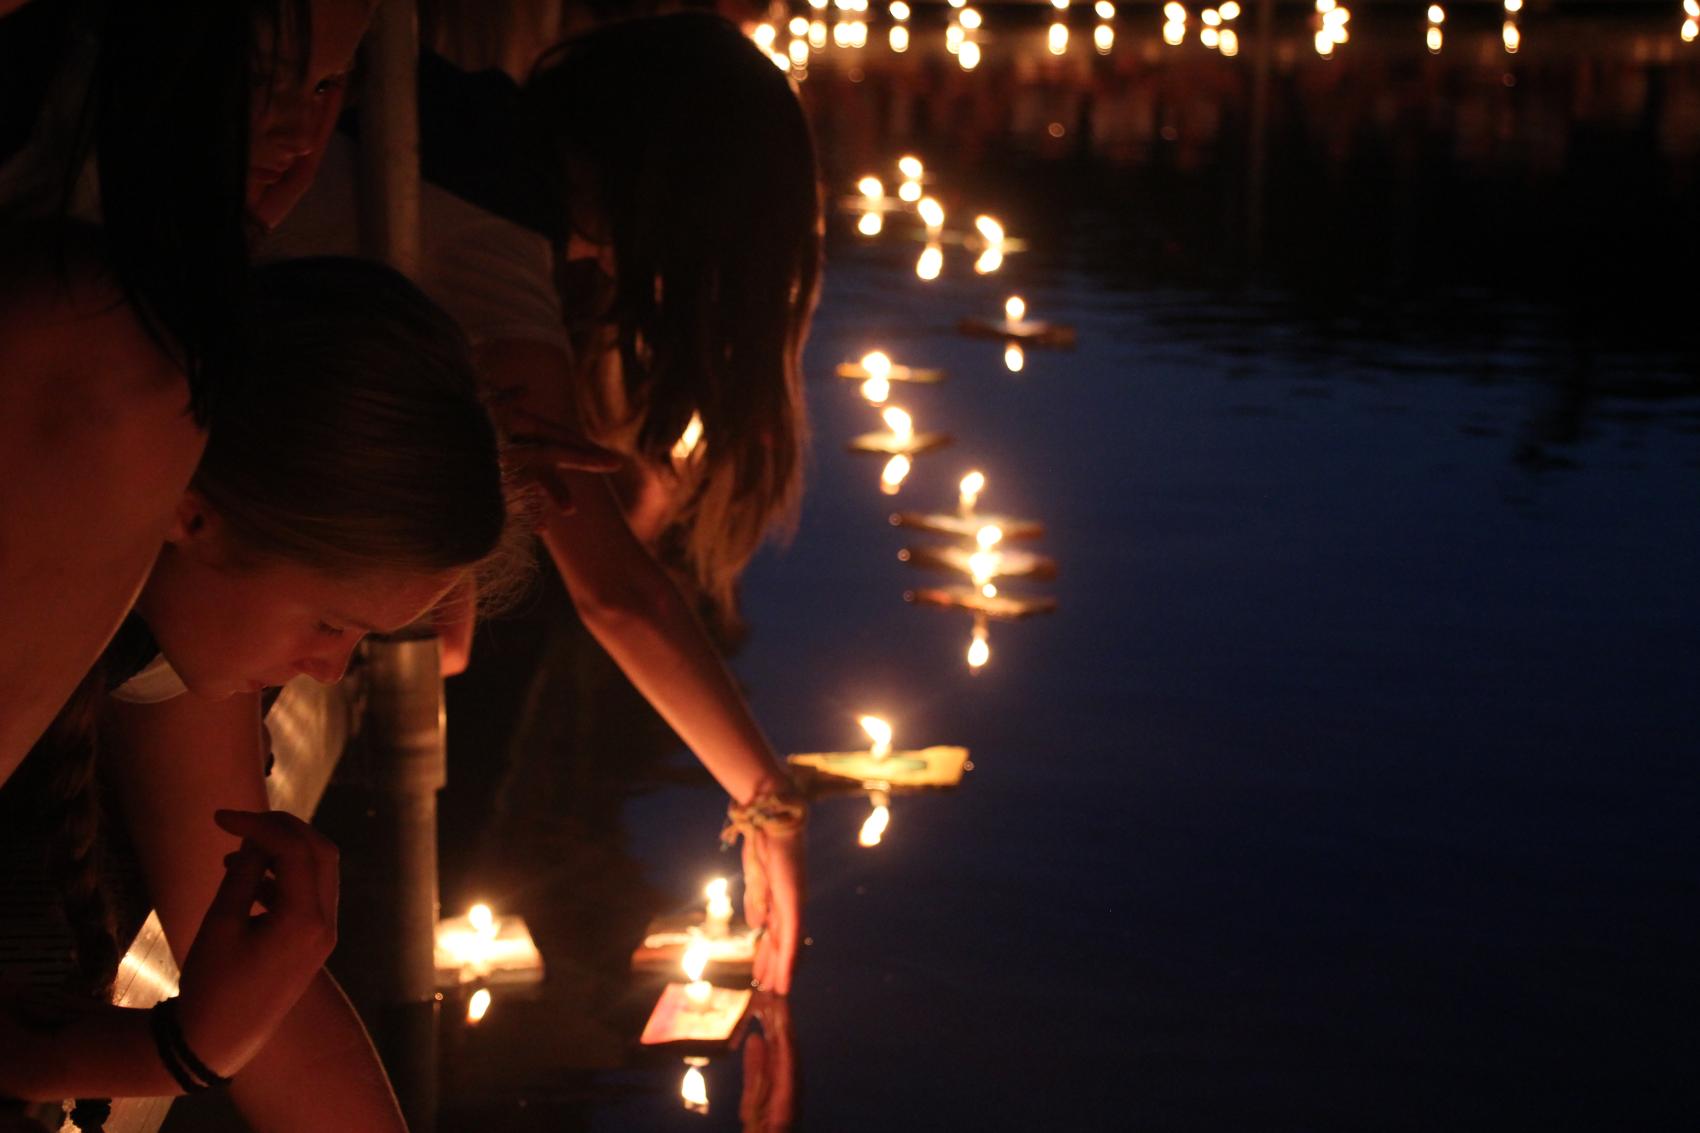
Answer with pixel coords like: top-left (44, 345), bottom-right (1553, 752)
top-left (227, 970), bottom-right (404, 1133)
top-left (0, 1003), bottom-right (177, 1101)
top-left (541, 518), bottom-right (786, 806)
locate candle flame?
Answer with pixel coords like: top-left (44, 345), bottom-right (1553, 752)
top-left (1686, 19), bottom-right (1699, 43)
top-left (982, 582), bottom-right (998, 598)
top-left (1201, 26), bottom-right (1220, 49)
top-left (958, 39), bottom-right (981, 70)
top-left (671, 412), bottom-right (705, 462)
top-left (879, 453), bottom-right (911, 494)
top-left (1427, 4), bottom-right (1444, 22)
top-left (857, 210), bottom-right (883, 237)
top-left (881, 406), bottom-right (913, 442)
top-left (467, 986), bottom-right (492, 1023)
top-left (809, 19), bottom-right (828, 48)
top-left (1004, 295), bottom-right (1026, 323)
top-left (918, 197), bottom-right (945, 230)
top-left (890, 1), bottom-right (911, 19)
top-left (858, 801), bottom-right (891, 847)
top-left (1004, 342), bottom-right (1025, 372)
top-left (752, 23), bottom-right (777, 51)
top-left (890, 24), bottom-right (910, 51)
top-left (1094, 23), bottom-right (1114, 53)
top-left (1426, 25), bottom-right (1442, 51)
top-left (681, 1062), bottom-right (709, 1113)
top-left (959, 470), bottom-right (985, 513)
top-left (898, 179), bottom-right (923, 203)
top-left (861, 375), bottom-right (891, 404)
top-left (468, 902), bottom-right (497, 939)
top-left (976, 524), bottom-right (1005, 549)
top-left (916, 243), bottom-right (943, 280)
top-left (1164, 1), bottom-right (1186, 20)
top-left (682, 934), bottom-right (711, 983)
top-left (861, 350), bottom-right (893, 382)
top-left (1221, 1), bottom-right (1241, 17)
top-left (897, 155), bottom-right (924, 180)
top-left (974, 215), bottom-right (1005, 245)
top-left (858, 714), bottom-right (894, 759)
top-left (1219, 27), bottom-right (1238, 55)
top-left (960, 7), bottom-right (982, 30)
top-left (1163, 20), bottom-right (1185, 45)
top-left (1048, 22), bottom-right (1068, 54)
top-left (969, 548), bottom-right (1002, 587)
top-left (705, 877), bottom-right (730, 903)
top-left (857, 175), bottom-right (883, 200)
top-left (1501, 20), bottom-right (1518, 52)
top-left (1096, 0), bottom-right (1116, 17)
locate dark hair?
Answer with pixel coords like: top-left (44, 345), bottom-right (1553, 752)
top-left (523, 13), bottom-right (823, 616)
top-left (1, 0), bottom-right (314, 427)
top-left (196, 256), bottom-right (510, 580)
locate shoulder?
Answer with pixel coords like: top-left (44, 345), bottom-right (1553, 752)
top-left (0, 225), bottom-right (195, 443)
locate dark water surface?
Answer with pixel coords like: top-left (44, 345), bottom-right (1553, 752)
top-left (438, 7), bottom-right (1699, 1131)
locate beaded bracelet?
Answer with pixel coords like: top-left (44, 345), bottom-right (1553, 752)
top-left (149, 997), bottom-right (231, 1094)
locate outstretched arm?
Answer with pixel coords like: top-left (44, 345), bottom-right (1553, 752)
top-left (107, 692), bottom-right (407, 1132)
top-left (478, 338), bottom-right (805, 993)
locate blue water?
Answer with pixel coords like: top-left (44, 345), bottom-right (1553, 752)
top-left (576, 10), bottom-right (1700, 1130)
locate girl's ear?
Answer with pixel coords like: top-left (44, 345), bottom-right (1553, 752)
top-left (164, 489), bottom-right (215, 547)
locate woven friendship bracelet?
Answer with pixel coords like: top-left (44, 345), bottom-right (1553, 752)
top-left (721, 789), bottom-right (807, 847)
top-left (150, 998), bottom-right (231, 1093)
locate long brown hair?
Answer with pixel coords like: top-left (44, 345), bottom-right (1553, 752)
top-left (523, 13), bottom-right (824, 617)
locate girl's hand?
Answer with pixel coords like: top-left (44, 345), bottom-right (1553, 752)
top-left (742, 822), bottom-right (804, 996)
top-left (172, 810), bottom-right (339, 1079)
top-left (492, 398), bottom-right (624, 517)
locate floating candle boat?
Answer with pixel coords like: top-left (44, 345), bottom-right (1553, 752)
top-left (633, 876), bottom-right (759, 974)
top-left (640, 933), bottom-right (753, 1045)
top-left (434, 902), bottom-right (545, 988)
top-left (787, 714), bottom-right (970, 789)
top-left (905, 585), bottom-right (1059, 619)
top-left (891, 511), bottom-right (1044, 541)
top-left (835, 350), bottom-right (944, 384)
top-left (958, 294), bottom-right (1077, 348)
top-left (898, 540), bottom-right (1060, 583)
top-left (847, 405), bottom-right (953, 457)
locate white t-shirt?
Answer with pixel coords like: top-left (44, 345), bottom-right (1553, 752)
top-left (110, 654), bottom-right (189, 705)
top-left (264, 133), bottom-right (571, 357)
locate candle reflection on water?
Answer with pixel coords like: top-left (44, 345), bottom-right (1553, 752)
top-left (680, 1057), bottom-right (710, 1114)
top-left (466, 986), bottom-right (492, 1024)
top-left (916, 242), bottom-right (943, 280)
top-left (858, 790), bottom-right (892, 847)
top-left (1005, 342), bottom-right (1025, 372)
top-left (880, 453), bottom-right (911, 494)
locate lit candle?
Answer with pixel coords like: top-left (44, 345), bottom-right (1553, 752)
top-left (752, 23), bottom-right (777, 51)
top-left (704, 877), bottom-right (734, 936)
top-left (1048, 22), bottom-right (1068, 54)
top-left (897, 155), bottom-right (924, 181)
top-left (857, 175), bottom-right (883, 202)
top-left (890, 1), bottom-right (911, 19)
top-left (974, 215), bottom-right (1005, 246)
top-left (958, 39), bottom-right (981, 70)
top-left (1094, 24), bottom-right (1114, 53)
top-left (960, 7), bottom-right (981, 30)
top-left (1220, 1), bottom-right (1240, 18)
top-left (468, 902), bottom-right (497, 940)
top-left (890, 25), bottom-right (909, 51)
top-left (859, 714), bottom-right (893, 760)
top-left (1219, 27), bottom-right (1238, 55)
top-left (682, 933), bottom-right (713, 1008)
top-left (958, 470), bottom-right (985, 516)
top-left (882, 406), bottom-right (913, 445)
top-left (1095, 0), bottom-right (1116, 17)
top-left (1501, 20), bottom-right (1518, 52)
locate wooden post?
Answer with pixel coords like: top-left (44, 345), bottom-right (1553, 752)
top-left (358, 0), bottom-right (422, 279)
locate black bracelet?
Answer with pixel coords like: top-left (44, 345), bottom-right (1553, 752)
top-left (148, 997), bottom-right (231, 1093)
